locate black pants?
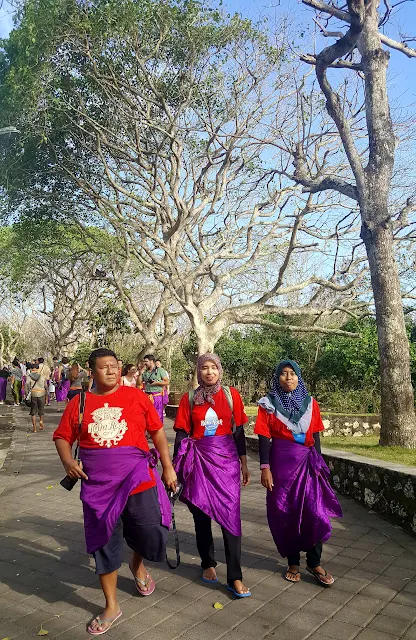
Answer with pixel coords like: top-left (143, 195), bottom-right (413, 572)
top-left (188, 503), bottom-right (242, 586)
top-left (287, 541), bottom-right (322, 569)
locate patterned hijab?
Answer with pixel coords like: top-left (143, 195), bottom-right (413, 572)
top-left (269, 359), bottom-right (311, 423)
top-left (193, 353), bottom-right (223, 406)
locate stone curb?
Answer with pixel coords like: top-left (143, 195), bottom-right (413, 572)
top-left (0, 407), bottom-right (30, 497)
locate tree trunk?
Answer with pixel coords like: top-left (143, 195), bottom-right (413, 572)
top-left (361, 219), bottom-right (416, 447)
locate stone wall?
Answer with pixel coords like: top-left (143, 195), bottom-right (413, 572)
top-left (245, 435), bottom-right (416, 538)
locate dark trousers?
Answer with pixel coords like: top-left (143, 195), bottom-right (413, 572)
top-left (287, 541), bottom-right (322, 569)
top-left (188, 503), bottom-right (242, 586)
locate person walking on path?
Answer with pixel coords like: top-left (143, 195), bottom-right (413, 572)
top-left (53, 348), bottom-right (177, 636)
top-left (55, 357), bottom-right (70, 403)
top-left (27, 362), bottom-right (48, 432)
top-left (173, 353), bottom-right (251, 598)
top-left (254, 359), bottom-right (342, 586)
top-left (155, 359), bottom-right (170, 408)
top-left (0, 364), bottom-right (9, 403)
top-left (67, 363), bottom-right (89, 402)
top-left (10, 358), bottom-right (23, 406)
top-left (138, 355), bottom-right (169, 424)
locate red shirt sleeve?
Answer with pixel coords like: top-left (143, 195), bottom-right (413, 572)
top-left (142, 391), bottom-right (163, 433)
top-left (174, 393), bottom-right (191, 433)
top-left (52, 396), bottom-right (80, 446)
top-left (230, 388), bottom-right (248, 426)
top-left (254, 406), bottom-right (272, 438)
top-left (312, 399), bottom-right (325, 433)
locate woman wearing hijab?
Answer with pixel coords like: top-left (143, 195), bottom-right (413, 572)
top-left (254, 359), bottom-right (342, 586)
top-left (173, 353), bottom-right (251, 598)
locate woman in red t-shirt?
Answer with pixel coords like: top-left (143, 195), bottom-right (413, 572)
top-left (53, 348), bottom-right (177, 636)
top-left (174, 353), bottom-right (251, 598)
top-left (255, 359), bottom-right (342, 587)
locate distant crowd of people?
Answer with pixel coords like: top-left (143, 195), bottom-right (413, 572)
top-left (1, 353), bottom-right (170, 432)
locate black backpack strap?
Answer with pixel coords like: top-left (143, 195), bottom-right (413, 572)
top-left (188, 389), bottom-right (195, 436)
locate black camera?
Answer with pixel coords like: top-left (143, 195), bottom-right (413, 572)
top-left (60, 475), bottom-right (79, 491)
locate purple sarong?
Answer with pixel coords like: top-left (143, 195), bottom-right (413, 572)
top-left (151, 393), bottom-right (164, 424)
top-left (174, 435), bottom-right (241, 537)
top-left (56, 379), bottom-right (70, 402)
top-left (79, 446), bottom-right (171, 553)
top-left (267, 438), bottom-right (342, 558)
top-left (0, 377), bottom-right (7, 402)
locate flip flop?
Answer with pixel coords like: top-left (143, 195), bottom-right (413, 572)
top-left (87, 610), bottom-right (122, 635)
top-left (129, 563), bottom-right (156, 596)
top-left (202, 570), bottom-right (219, 584)
top-left (284, 569), bottom-right (301, 583)
top-left (226, 584), bottom-right (251, 598)
top-left (306, 567), bottom-right (334, 586)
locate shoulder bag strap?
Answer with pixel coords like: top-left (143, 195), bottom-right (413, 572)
top-left (73, 391), bottom-right (86, 461)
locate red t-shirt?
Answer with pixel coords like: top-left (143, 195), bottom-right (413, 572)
top-left (254, 398), bottom-right (324, 447)
top-left (174, 387), bottom-right (248, 438)
top-left (53, 386), bottom-right (162, 493)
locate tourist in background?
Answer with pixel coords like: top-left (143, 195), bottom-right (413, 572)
top-left (121, 363), bottom-right (138, 387)
top-left (156, 358), bottom-right (170, 409)
top-left (27, 362), bottom-right (47, 432)
top-left (254, 359), bottom-right (342, 586)
top-left (10, 358), bottom-right (23, 406)
top-left (67, 362), bottom-right (89, 401)
top-left (174, 353), bottom-right (251, 597)
top-left (0, 365), bottom-right (9, 404)
top-left (55, 357), bottom-right (70, 402)
top-left (138, 355), bottom-right (169, 424)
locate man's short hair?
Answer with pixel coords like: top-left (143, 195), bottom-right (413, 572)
top-left (144, 354), bottom-right (156, 362)
top-left (89, 348), bottom-right (118, 371)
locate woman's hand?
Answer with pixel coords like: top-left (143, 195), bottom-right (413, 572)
top-left (261, 468), bottom-right (274, 491)
top-left (241, 462), bottom-right (250, 486)
top-left (64, 459), bottom-right (88, 481)
top-left (162, 464), bottom-right (177, 492)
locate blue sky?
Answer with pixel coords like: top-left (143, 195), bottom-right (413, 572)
top-left (1, 0), bottom-right (414, 99)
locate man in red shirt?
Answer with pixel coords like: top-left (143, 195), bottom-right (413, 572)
top-left (54, 348), bottom-right (177, 636)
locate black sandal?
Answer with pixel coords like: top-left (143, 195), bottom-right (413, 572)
top-left (284, 568), bottom-right (301, 583)
top-left (306, 566), bottom-right (334, 586)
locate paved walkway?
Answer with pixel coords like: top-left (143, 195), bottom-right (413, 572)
top-left (1, 405), bottom-right (416, 640)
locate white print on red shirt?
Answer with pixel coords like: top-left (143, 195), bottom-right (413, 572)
top-left (87, 403), bottom-right (128, 447)
top-left (202, 407), bottom-right (222, 436)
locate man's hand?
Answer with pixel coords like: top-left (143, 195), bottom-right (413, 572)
top-left (162, 465), bottom-right (177, 492)
top-left (64, 459), bottom-right (88, 481)
top-left (261, 468), bottom-right (274, 491)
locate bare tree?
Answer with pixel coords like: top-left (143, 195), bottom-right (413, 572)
top-left (31, 10), bottom-right (370, 354)
top-left (293, 0), bottom-right (416, 446)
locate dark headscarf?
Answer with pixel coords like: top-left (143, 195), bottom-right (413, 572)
top-left (193, 353), bottom-right (223, 406)
top-left (269, 359), bottom-right (311, 424)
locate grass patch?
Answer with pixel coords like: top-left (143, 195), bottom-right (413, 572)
top-left (322, 435), bottom-right (416, 467)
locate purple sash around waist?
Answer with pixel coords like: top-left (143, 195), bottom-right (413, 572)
top-left (174, 435), bottom-right (241, 537)
top-left (79, 446), bottom-right (171, 554)
top-left (267, 438), bottom-right (342, 558)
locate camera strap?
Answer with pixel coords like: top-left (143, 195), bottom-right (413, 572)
top-left (73, 391), bottom-right (86, 461)
top-left (165, 486), bottom-right (182, 570)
